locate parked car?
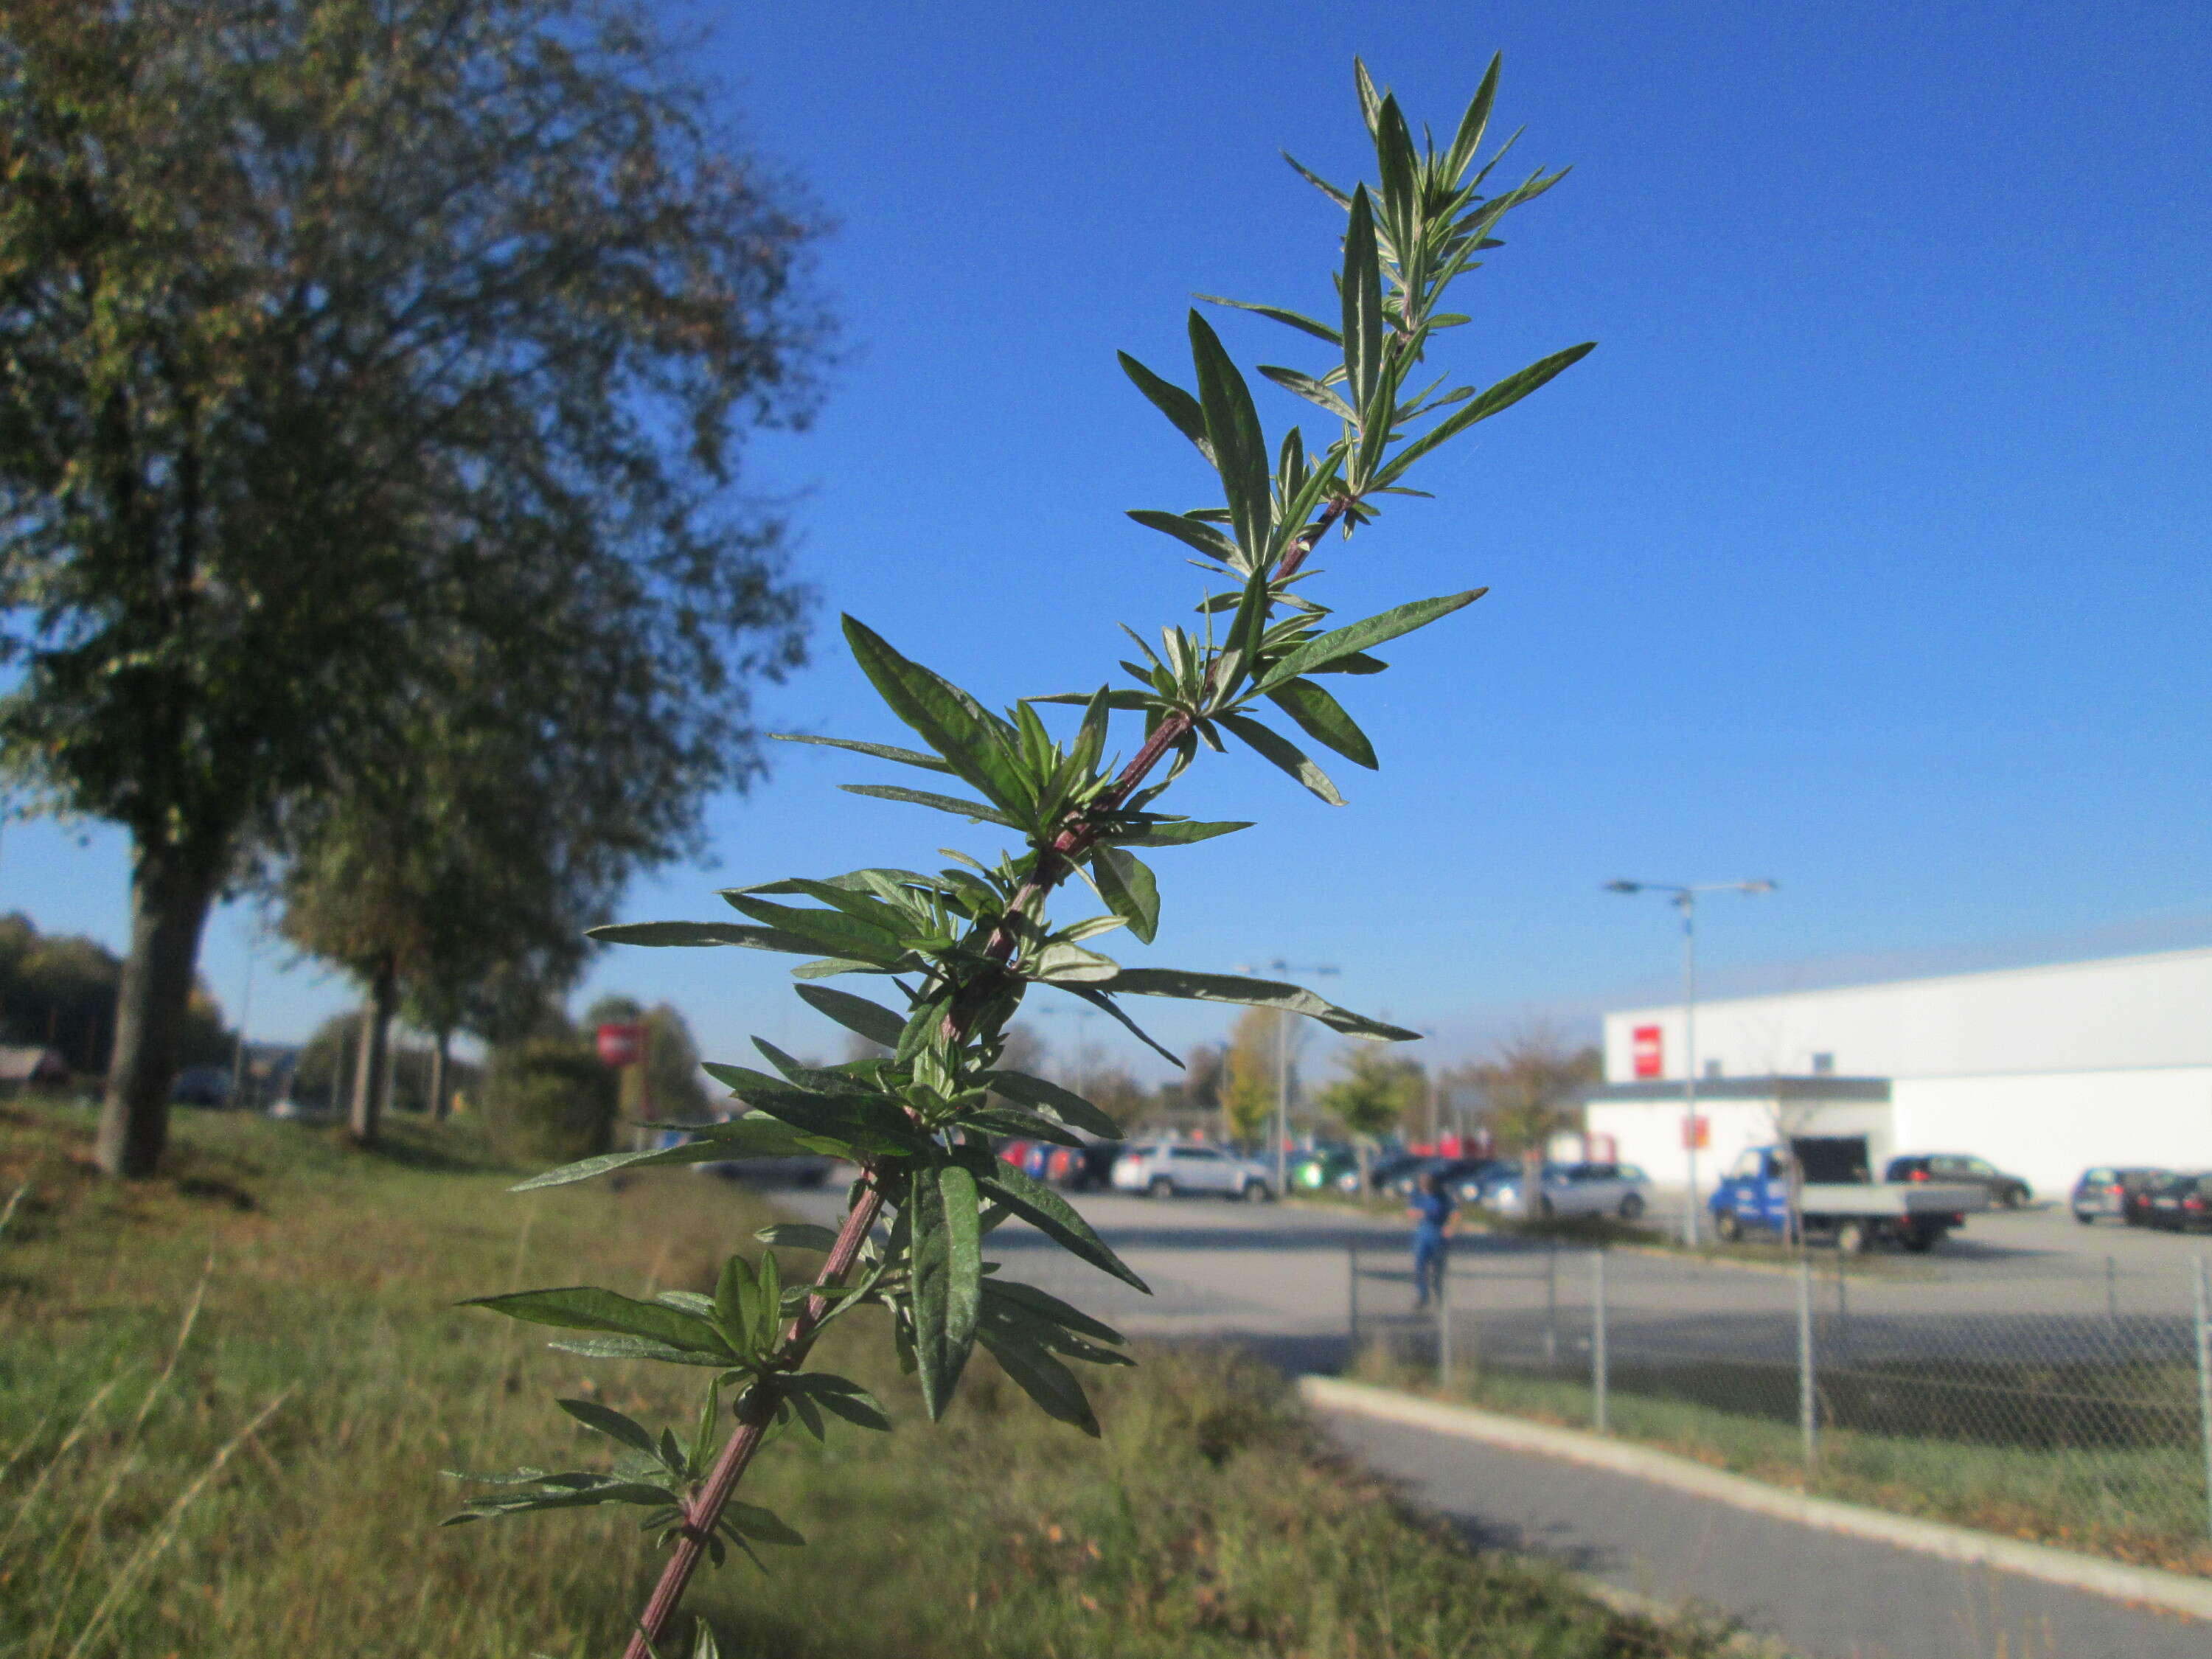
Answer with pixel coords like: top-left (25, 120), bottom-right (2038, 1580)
top-left (2140, 1172), bottom-right (2212, 1233)
top-left (1384, 1155), bottom-right (1500, 1201)
top-left (1110, 1141), bottom-right (1274, 1200)
top-left (687, 1119), bottom-right (836, 1187)
top-left (1455, 1157), bottom-right (1528, 1205)
top-left (1711, 1138), bottom-right (1980, 1252)
top-left (1363, 1150), bottom-right (1433, 1194)
top-left (1045, 1141), bottom-right (1123, 1191)
top-left (2070, 1166), bottom-right (2167, 1225)
top-left (2123, 1170), bottom-right (2177, 1227)
top-left (1487, 1161), bottom-right (1652, 1221)
top-left (1287, 1145), bottom-right (1359, 1194)
top-left (1885, 1153), bottom-right (2032, 1209)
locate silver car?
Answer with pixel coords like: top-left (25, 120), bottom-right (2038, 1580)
top-left (1487, 1161), bottom-right (1651, 1221)
top-left (1110, 1141), bottom-right (1274, 1201)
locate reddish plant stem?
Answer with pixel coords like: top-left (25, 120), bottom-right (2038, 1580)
top-left (622, 501), bottom-right (1350, 1657)
top-left (620, 1180), bottom-right (884, 1659)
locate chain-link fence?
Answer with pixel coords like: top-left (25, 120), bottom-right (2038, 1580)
top-left (1346, 1237), bottom-right (2212, 1569)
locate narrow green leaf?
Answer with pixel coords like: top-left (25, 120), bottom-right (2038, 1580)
top-left (1186, 310), bottom-right (1272, 561)
top-left (722, 1501), bottom-right (807, 1548)
top-left (976, 1324), bottom-right (1099, 1436)
top-left (1102, 815), bottom-right (1254, 847)
top-left (1341, 186), bottom-right (1384, 416)
top-left (464, 1288), bottom-right (728, 1355)
top-left (556, 1399), bottom-right (661, 1461)
top-left (1125, 508), bottom-right (1240, 566)
top-left (1116, 352), bottom-right (1212, 459)
top-left (1026, 940), bottom-right (1121, 984)
top-left (1064, 986), bottom-right (1184, 1068)
top-left (723, 897), bottom-right (906, 965)
top-left (1192, 292), bottom-right (1343, 346)
top-left (910, 1163), bottom-right (983, 1419)
top-left (838, 783), bottom-right (1018, 828)
top-left (793, 983), bottom-right (907, 1049)
top-left (1090, 846), bottom-right (1161, 944)
top-left (1257, 364), bottom-right (1356, 422)
top-left (1258, 590), bottom-right (1486, 689)
top-left (1216, 712), bottom-right (1346, 805)
top-left (1280, 149), bottom-right (1353, 207)
top-left (1444, 53), bottom-right (1502, 180)
top-left (508, 1117), bottom-right (812, 1192)
top-left (978, 1162), bottom-right (1151, 1293)
top-left (714, 1254), bottom-right (755, 1349)
top-left (586, 921), bottom-right (821, 953)
top-left (754, 1222), bottom-right (841, 1252)
top-left (1102, 967), bottom-right (1422, 1042)
top-left (1264, 676), bottom-right (1377, 769)
top-left (1373, 342), bottom-right (1596, 487)
top-left (769, 733), bottom-right (952, 774)
top-left (842, 618), bottom-right (1031, 813)
top-left (981, 1069), bottom-right (1124, 1139)
top-left (981, 1279), bottom-right (1130, 1348)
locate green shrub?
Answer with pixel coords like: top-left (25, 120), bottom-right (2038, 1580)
top-left (481, 1034), bottom-right (616, 1165)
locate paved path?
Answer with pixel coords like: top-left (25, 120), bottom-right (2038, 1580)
top-left (1321, 1409), bottom-right (2208, 1659)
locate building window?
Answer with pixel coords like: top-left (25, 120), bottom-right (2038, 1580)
top-left (1703, 1060), bottom-right (1723, 1079)
top-left (1811, 1052), bottom-right (1834, 1075)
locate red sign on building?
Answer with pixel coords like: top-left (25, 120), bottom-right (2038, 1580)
top-left (1632, 1024), bottom-right (1663, 1079)
top-left (595, 1023), bottom-right (645, 1067)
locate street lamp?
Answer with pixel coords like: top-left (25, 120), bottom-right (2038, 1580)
top-left (1603, 877), bottom-right (1777, 1245)
top-left (1239, 958), bottom-right (1339, 1194)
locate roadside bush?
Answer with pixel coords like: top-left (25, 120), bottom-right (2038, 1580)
top-left (481, 1034), bottom-right (616, 1165)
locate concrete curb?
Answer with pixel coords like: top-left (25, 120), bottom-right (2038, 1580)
top-left (1298, 1375), bottom-right (2212, 1625)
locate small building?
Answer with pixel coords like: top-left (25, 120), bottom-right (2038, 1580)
top-left (0, 1045), bottom-right (71, 1093)
top-left (1591, 945), bottom-right (2212, 1199)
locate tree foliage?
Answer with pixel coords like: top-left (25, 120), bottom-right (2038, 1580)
top-left (0, 911), bottom-right (229, 1074)
top-left (453, 57), bottom-right (1590, 1658)
top-left (1315, 1044), bottom-right (1426, 1143)
top-left (1220, 1006), bottom-right (1291, 1146)
top-left (0, 0), bottom-right (825, 1174)
top-left (1467, 1020), bottom-right (1602, 1155)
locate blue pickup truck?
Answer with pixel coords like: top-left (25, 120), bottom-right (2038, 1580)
top-left (1709, 1135), bottom-right (1986, 1253)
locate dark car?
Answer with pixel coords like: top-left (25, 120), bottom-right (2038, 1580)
top-left (2140, 1172), bottom-right (2212, 1232)
top-left (1046, 1141), bottom-right (1123, 1191)
top-left (1364, 1151), bottom-right (1434, 1193)
top-left (2070, 1166), bottom-right (2166, 1225)
top-left (1885, 1152), bottom-right (2032, 1209)
top-left (1454, 1157), bottom-right (1533, 1206)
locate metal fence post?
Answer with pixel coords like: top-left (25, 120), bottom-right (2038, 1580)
top-left (1591, 1249), bottom-right (1609, 1433)
top-left (1347, 1241), bottom-right (1360, 1360)
top-left (1437, 1239), bottom-right (1453, 1390)
top-left (1797, 1253), bottom-right (1818, 1473)
top-left (1544, 1235), bottom-right (1559, 1368)
top-left (2106, 1254), bottom-right (2120, 1337)
top-left (2195, 1256), bottom-right (2212, 1543)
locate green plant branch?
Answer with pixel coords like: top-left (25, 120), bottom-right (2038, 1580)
top-left (451, 56), bottom-right (1594, 1659)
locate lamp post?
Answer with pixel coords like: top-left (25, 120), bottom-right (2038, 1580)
top-left (1239, 958), bottom-right (1339, 1194)
top-left (1603, 878), bottom-right (1776, 1245)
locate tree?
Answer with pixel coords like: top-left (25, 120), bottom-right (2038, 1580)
top-left (0, 910), bottom-right (228, 1076)
top-left (1222, 1006), bottom-right (1310, 1148)
top-left (0, 0), bottom-right (824, 1175)
top-left (1316, 1046), bottom-right (1424, 1142)
top-left (1473, 1021), bottom-right (1601, 1158)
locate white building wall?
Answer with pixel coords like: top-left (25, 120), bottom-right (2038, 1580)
top-left (1893, 1067), bottom-right (2212, 1196)
top-left (1585, 1098), bottom-right (1895, 1200)
top-left (1603, 947), bottom-right (2212, 1084)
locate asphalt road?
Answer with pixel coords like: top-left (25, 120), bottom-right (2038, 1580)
top-left (757, 1178), bottom-right (2212, 1656)
top-left (1324, 1411), bottom-right (2211, 1659)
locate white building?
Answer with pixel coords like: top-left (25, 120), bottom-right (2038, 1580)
top-left (1582, 945), bottom-right (2212, 1200)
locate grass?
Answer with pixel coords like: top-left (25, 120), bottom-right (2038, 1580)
top-left (1353, 1343), bottom-right (2212, 1578)
top-left (0, 1100), bottom-right (1747, 1658)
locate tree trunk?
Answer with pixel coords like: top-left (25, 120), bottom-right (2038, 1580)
top-left (349, 959), bottom-right (397, 1147)
top-left (97, 840), bottom-right (221, 1178)
top-left (429, 1030), bottom-right (451, 1121)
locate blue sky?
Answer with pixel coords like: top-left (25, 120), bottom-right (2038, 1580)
top-left (5, 0), bottom-right (2208, 1082)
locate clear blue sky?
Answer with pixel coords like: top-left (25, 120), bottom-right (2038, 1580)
top-left (5, 0), bottom-right (2208, 1081)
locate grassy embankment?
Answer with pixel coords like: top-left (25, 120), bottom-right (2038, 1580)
top-left (1354, 1344), bottom-right (2212, 1578)
top-left (0, 1101), bottom-right (1744, 1658)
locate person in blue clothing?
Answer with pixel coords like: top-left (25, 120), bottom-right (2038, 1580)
top-left (1408, 1169), bottom-right (1457, 1310)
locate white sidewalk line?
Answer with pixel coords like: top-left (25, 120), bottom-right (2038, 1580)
top-left (1298, 1375), bottom-right (2212, 1625)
